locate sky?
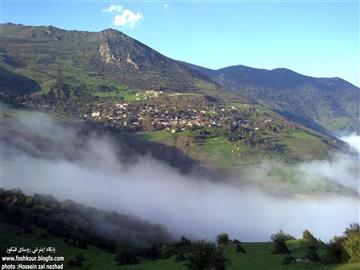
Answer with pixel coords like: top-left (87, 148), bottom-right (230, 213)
top-left (1, 0), bottom-right (359, 86)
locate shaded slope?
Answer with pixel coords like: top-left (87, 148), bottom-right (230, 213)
top-left (187, 63), bottom-right (359, 133)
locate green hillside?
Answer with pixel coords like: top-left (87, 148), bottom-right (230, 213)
top-left (1, 222), bottom-right (358, 270)
top-left (186, 64), bottom-right (360, 133)
top-left (0, 23), bottom-right (355, 195)
top-left (0, 23), bottom-right (238, 101)
top-left (3, 102), bottom-right (355, 198)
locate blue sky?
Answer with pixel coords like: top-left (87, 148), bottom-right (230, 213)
top-left (2, 0), bottom-right (359, 86)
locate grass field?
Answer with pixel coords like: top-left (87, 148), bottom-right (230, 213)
top-left (121, 241), bottom-right (359, 270)
top-left (282, 131), bottom-right (330, 160)
top-left (136, 127), bottom-right (331, 168)
top-left (0, 221), bottom-right (119, 270)
top-left (133, 127), bottom-right (352, 195)
top-left (1, 221), bottom-right (358, 270)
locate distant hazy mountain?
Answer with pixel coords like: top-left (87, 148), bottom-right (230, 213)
top-left (187, 64), bottom-right (359, 133)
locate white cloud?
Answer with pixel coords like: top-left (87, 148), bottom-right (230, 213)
top-left (113, 9), bottom-right (144, 28)
top-left (341, 133), bottom-right (360, 154)
top-left (4, 110), bottom-right (359, 241)
top-left (163, 4), bottom-right (169, 9)
top-left (102, 4), bottom-right (123, 13)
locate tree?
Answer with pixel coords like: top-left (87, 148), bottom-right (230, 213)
top-left (216, 233), bottom-right (230, 245)
top-left (174, 236), bottom-right (192, 252)
top-left (235, 243), bottom-right (246, 253)
top-left (302, 229), bottom-right (319, 249)
top-left (5, 206), bottom-right (24, 225)
top-left (143, 244), bottom-right (161, 260)
top-left (270, 230), bottom-right (291, 254)
top-left (323, 237), bottom-right (349, 264)
top-left (305, 247), bottom-right (320, 262)
top-left (186, 241), bottom-right (228, 270)
top-left (232, 239), bottom-right (241, 245)
top-left (302, 230), bottom-right (317, 242)
top-left (160, 245), bottom-right (177, 259)
top-left (271, 230), bottom-right (295, 242)
top-left (323, 224), bottom-right (360, 264)
top-left (342, 223), bottom-right (360, 263)
top-left (344, 223), bottom-right (360, 237)
top-left (272, 239), bottom-right (290, 255)
top-left (115, 244), bottom-right (139, 265)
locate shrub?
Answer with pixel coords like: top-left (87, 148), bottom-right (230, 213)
top-left (282, 256), bottom-right (296, 265)
top-left (160, 245), bottom-right (177, 259)
top-left (232, 239), bottom-right (241, 245)
top-left (115, 244), bottom-right (139, 265)
top-left (70, 231), bottom-right (88, 249)
top-left (47, 219), bottom-right (69, 237)
top-left (300, 238), bottom-right (319, 251)
top-left (186, 241), bottom-right (228, 270)
top-left (235, 244), bottom-right (246, 253)
top-left (323, 237), bottom-right (349, 264)
top-left (20, 223), bottom-right (33, 234)
top-left (305, 247), bottom-right (320, 262)
top-left (68, 254), bottom-right (85, 267)
top-left (216, 233), bottom-right (230, 245)
top-left (174, 236), bottom-right (192, 251)
top-left (301, 229), bottom-right (319, 250)
top-left (5, 206), bottom-right (24, 225)
top-left (271, 230), bottom-right (295, 242)
top-left (77, 237), bottom-right (88, 249)
top-left (143, 244), bottom-right (161, 260)
top-left (344, 223), bottom-right (360, 237)
top-left (271, 231), bottom-right (291, 254)
top-left (272, 239), bottom-right (290, 254)
top-left (342, 223), bottom-right (360, 263)
top-left (175, 253), bottom-right (187, 262)
top-left (302, 230), bottom-right (317, 242)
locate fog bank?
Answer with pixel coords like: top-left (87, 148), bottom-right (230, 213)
top-left (2, 110), bottom-right (359, 241)
top-left (341, 133), bottom-right (360, 155)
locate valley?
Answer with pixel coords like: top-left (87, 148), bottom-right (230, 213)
top-left (0, 23), bottom-right (357, 196)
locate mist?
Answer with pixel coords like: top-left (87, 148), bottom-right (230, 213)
top-left (1, 109), bottom-right (359, 242)
top-left (341, 133), bottom-right (360, 156)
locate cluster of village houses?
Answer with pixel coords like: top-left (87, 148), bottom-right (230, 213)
top-left (83, 95), bottom-right (275, 134)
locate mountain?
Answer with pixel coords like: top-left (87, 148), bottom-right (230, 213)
top-left (0, 23), bottom-right (236, 102)
top-left (186, 63), bottom-right (360, 133)
top-left (0, 23), bottom-right (353, 173)
top-left (2, 23), bottom-right (357, 136)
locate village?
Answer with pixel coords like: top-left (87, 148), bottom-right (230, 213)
top-left (83, 91), bottom-right (281, 136)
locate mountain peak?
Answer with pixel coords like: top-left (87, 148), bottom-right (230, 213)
top-left (0, 23), bottom-right (222, 93)
top-left (100, 28), bottom-right (126, 37)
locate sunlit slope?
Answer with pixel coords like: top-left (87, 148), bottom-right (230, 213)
top-left (0, 23), bottom-right (244, 103)
top-left (136, 102), bottom-right (346, 169)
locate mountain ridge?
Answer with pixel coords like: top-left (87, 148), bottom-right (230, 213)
top-left (0, 23), bottom-right (356, 194)
top-left (1, 22), bottom-right (358, 135)
top-left (185, 62), bottom-right (359, 133)
top-left (0, 23), bottom-right (226, 97)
